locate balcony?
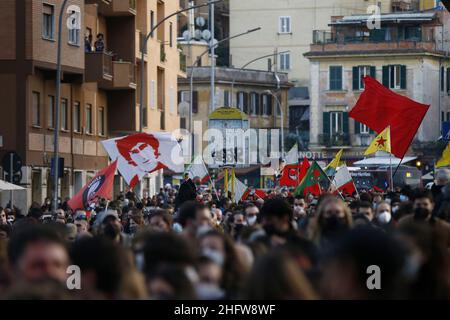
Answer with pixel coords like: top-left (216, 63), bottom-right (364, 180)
top-left (86, 0), bottom-right (136, 16)
top-left (85, 52), bottom-right (113, 83)
top-left (309, 28), bottom-right (438, 55)
top-left (319, 133), bottom-right (350, 148)
top-left (111, 61), bottom-right (136, 90)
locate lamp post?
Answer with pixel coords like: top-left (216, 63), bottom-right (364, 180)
top-left (230, 51), bottom-right (290, 105)
top-left (265, 90), bottom-right (285, 158)
top-left (52, 0), bottom-right (71, 213)
top-left (139, 1), bottom-right (222, 133)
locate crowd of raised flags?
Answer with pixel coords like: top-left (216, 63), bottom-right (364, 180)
top-left (64, 76), bottom-right (450, 211)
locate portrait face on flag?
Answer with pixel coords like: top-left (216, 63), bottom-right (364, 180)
top-left (102, 133), bottom-right (184, 188)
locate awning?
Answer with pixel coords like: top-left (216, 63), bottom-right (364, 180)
top-left (330, 12), bottom-right (436, 25)
top-left (0, 180), bottom-right (25, 191)
top-left (354, 156), bottom-right (416, 167)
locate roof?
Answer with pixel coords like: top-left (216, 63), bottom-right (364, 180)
top-left (354, 156), bottom-right (417, 167)
top-left (330, 12), bottom-right (436, 26)
top-left (0, 180), bottom-right (25, 191)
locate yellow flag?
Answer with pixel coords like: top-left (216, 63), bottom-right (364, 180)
top-left (364, 126), bottom-right (391, 155)
top-left (325, 148), bottom-right (343, 175)
top-left (436, 143), bottom-right (450, 168)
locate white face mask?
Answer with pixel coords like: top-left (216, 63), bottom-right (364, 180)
top-left (377, 211), bottom-right (392, 224)
top-left (247, 215), bottom-right (257, 226)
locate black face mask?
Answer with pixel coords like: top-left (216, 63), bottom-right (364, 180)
top-left (103, 223), bottom-right (121, 239)
top-left (234, 223), bottom-right (244, 234)
top-left (414, 208), bottom-right (431, 221)
top-left (321, 216), bottom-right (349, 238)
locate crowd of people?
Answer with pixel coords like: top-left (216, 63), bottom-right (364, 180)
top-left (0, 169), bottom-right (449, 300)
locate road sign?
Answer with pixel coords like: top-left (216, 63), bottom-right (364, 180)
top-left (2, 151), bottom-right (22, 173)
top-left (443, 121), bottom-right (450, 142)
top-left (4, 170), bottom-right (22, 184)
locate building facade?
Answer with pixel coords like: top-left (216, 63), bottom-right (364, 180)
top-left (178, 67), bottom-right (291, 186)
top-left (0, 0), bottom-right (182, 211)
top-left (305, 9), bottom-right (450, 166)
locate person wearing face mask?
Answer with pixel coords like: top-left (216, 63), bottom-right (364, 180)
top-left (244, 204), bottom-right (260, 228)
top-left (311, 196), bottom-right (353, 247)
top-left (95, 209), bottom-right (130, 247)
top-left (374, 201), bottom-right (394, 230)
top-left (293, 196), bottom-right (308, 232)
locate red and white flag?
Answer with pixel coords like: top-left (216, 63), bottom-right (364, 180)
top-left (68, 160), bottom-right (117, 210)
top-left (332, 166), bottom-right (357, 196)
top-left (102, 133), bottom-right (184, 188)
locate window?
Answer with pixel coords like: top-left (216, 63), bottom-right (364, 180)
top-left (237, 92), bottom-right (245, 110)
top-left (330, 112), bottom-right (343, 134)
top-left (279, 52), bottom-right (290, 71)
top-left (279, 16), bottom-right (291, 34)
top-left (180, 91), bottom-right (190, 103)
top-left (275, 95), bottom-right (282, 117)
top-left (224, 91), bottom-right (231, 107)
top-left (98, 107), bottom-right (105, 136)
top-left (441, 67), bottom-right (445, 92)
top-left (262, 94), bottom-right (269, 115)
top-left (169, 22), bottom-right (173, 47)
top-left (360, 123), bottom-right (370, 134)
top-left (32, 92), bottom-right (41, 126)
top-left (61, 99), bottom-right (68, 130)
top-left (353, 66), bottom-right (375, 90)
top-left (42, 4), bottom-right (54, 40)
top-left (329, 66), bottom-right (343, 91)
top-left (68, 10), bottom-right (80, 45)
top-left (47, 95), bottom-right (55, 129)
top-left (383, 65), bottom-right (406, 89)
top-left (250, 93), bottom-right (258, 115)
top-left (73, 102), bottom-right (81, 133)
top-left (86, 104), bottom-right (92, 134)
top-left (150, 11), bottom-right (155, 38)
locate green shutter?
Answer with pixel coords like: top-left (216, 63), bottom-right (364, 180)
top-left (323, 112), bottom-right (330, 136)
top-left (268, 96), bottom-right (273, 115)
top-left (255, 94), bottom-right (260, 114)
top-left (370, 66), bottom-right (376, 79)
top-left (400, 65), bottom-right (407, 89)
top-left (243, 92), bottom-right (249, 114)
top-left (354, 120), bottom-right (361, 134)
top-left (343, 112), bottom-right (349, 134)
top-left (447, 68), bottom-right (450, 92)
top-left (382, 66), bottom-right (389, 87)
top-left (192, 91), bottom-right (198, 113)
top-left (352, 66), bottom-right (360, 90)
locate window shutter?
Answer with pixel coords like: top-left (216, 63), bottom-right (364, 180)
top-left (370, 66), bottom-right (376, 79)
top-left (354, 120), bottom-right (361, 134)
top-left (447, 68), bottom-right (450, 92)
top-left (192, 91), bottom-right (198, 114)
top-left (343, 112), bottom-right (349, 134)
top-left (243, 92), bottom-right (249, 114)
top-left (352, 67), bottom-right (360, 90)
top-left (236, 93), bottom-right (240, 109)
top-left (255, 94), bottom-right (260, 115)
top-left (177, 91), bottom-right (181, 105)
top-left (268, 96), bottom-right (273, 115)
top-left (382, 66), bottom-right (389, 87)
top-left (400, 65), bottom-right (407, 89)
top-left (323, 112), bottom-right (330, 136)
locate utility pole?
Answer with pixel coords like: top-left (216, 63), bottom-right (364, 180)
top-left (209, 2), bottom-right (215, 112)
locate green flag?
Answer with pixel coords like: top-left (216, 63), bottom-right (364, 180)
top-left (294, 161), bottom-right (328, 196)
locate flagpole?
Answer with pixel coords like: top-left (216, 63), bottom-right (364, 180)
top-left (392, 156), bottom-right (404, 179)
top-left (328, 174), bottom-right (345, 200)
top-left (389, 152), bottom-right (394, 192)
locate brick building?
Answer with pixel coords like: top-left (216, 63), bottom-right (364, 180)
top-left (0, 0), bottom-right (183, 211)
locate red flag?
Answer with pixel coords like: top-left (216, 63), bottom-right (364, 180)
top-left (254, 189), bottom-right (267, 199)
top-left (299, 158), bottom-right (321, 196)
top-left (349, 77), bottom-right (430, 159)
top-left (280, 163), bottom-right (301, 187)
top-left (68, 160), bottom-right (118, 210)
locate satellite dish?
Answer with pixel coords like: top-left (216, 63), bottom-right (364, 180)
top-left (211, 38), bottom-right (219, 47)
top-left (182, 30), bottom-right (191, 41)
top-left (194, 29), bottom-right (202, 40)
top-left (178, 101), bottom-right (190, 118)
top-left (201, 29), bottom-right (212, 41)
top-left (196, 17), bottom-right (206, 27)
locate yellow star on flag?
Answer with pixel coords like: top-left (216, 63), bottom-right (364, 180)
top-left (364, 126), bottom-right (391, 155)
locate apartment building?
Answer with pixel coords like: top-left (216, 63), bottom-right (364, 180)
top-left (304, 9), bottom-right (450, 167)
top-left (0, 0), bottom-right (182, 210)
top-left (229, 0), bottom-right (432, 148)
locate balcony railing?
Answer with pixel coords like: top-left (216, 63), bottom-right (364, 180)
top-left (85, 52), bottom-right (113, 82)
top-left (319, 133), bottom-right (350, 147)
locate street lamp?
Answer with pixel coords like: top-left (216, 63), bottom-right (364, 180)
top-left (265, 90), bottom-right (285, 158)
top-left (139, 0), bottom-right (222, 133)
top-left (188, 27), bottom-right (262, 132)
top-left (53, 0), bottom-right (76, 213)
top-left (230, 50), bottom-right (290, 105)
